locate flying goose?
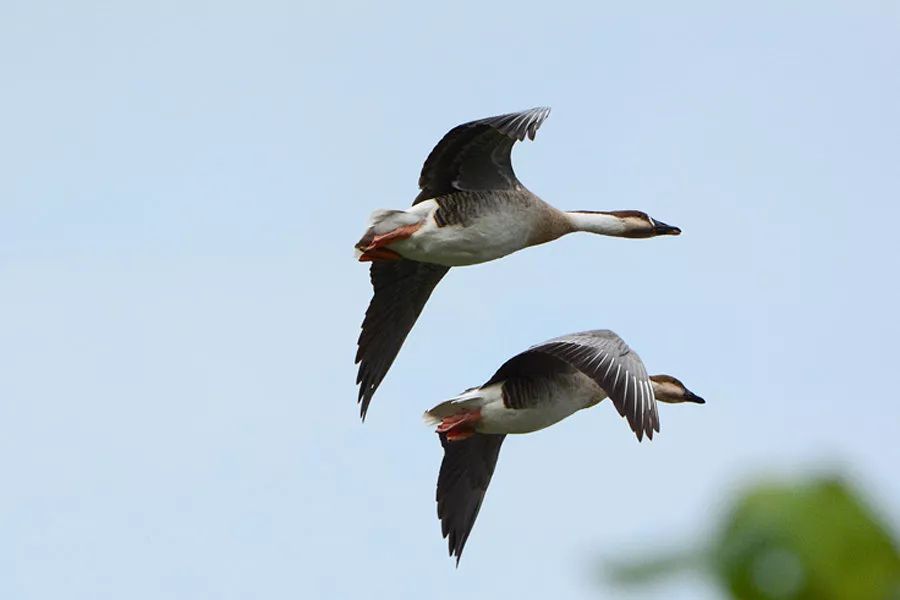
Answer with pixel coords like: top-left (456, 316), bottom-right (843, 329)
top-left (355, 108), bottom-right (682, 419)
top-left (422, 329), bottom-right (704, 563)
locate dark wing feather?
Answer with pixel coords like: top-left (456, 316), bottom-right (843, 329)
top-left (485, 330), bottom-right (659, 441)
top-left (531, 330), bottom-right (659, 440)
top-left (414, 107), bottom-right (551, 203)
top-left (355, 259), bottom-right (449, 419)
top-left (436, 432), bottom-right (505, 564)
top-left (482, 351), bottom-right (576, 410)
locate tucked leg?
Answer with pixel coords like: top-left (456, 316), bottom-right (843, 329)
top-left (355, 222), bottom-right (422, 262)
top-left (358, 247), bottom-right (402, 262)
top-left (435, 409), bottom-right (482, 442)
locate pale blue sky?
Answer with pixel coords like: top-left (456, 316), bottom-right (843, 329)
top-left (2, 2), bottom-right (899, 599)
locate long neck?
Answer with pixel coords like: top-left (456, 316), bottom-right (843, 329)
top-left (563, 211), bottom-right (627, 236)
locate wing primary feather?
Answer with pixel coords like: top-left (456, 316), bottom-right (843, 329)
top-left (415, 107), bottom-right (550, 200)
top-left (355, 260), bottom-right (449, 419)
top-left (435, 433), bottom-right (506, 564)
top-left (491, 330), bottom-right (660, 442)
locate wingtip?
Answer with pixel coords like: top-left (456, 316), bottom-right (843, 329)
top-left (358, 390), bottom-right (371, 422)
top-left (527, 106), bottom-right (551, 140)
top-left (450, 540), bottom-right (464, 566)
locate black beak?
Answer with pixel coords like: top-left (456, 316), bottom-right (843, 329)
top-left (654, 220), bottom-right (681, 236)
top-left (685, 390), bottom-right (705, 404)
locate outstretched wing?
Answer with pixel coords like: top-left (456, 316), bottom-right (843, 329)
top-left (485, 330), bottom-right (659, 441)
top-left (414, 107), bottom-right (551, 203)
top-left (436, 432), bottom-right (506, 564)
top-left (355, 259), bottom-right (449, 419)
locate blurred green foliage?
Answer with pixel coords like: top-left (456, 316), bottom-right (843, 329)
top-left (606, 476), bottom-right (900, 599)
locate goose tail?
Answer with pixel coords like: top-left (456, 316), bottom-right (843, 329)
top-left (423, 387), bottom-right (486, 425)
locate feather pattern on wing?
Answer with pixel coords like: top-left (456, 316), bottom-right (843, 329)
top-left (414, 107), bottom-right (551, 203)
top-left (355, 260), bottom-right (449, 418)
top-left (483, 330), bottom-right (659, 440)
top-left (436, 432), bottom-right (505, 564)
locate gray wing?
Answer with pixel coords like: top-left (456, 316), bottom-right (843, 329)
top-left (355, 259), bottom-right (449, 419)
top-left (485, 330), bottom-right (660, 441)
top-left (482, 350), bottom-right (577, 410)
top-left (413, 107), bottom-right (551, 204)
top-left (436, 432), bottom-right (505, 564)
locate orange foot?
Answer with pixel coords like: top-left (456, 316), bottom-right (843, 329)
top-left (358, 247), bottom-right (402, 262)
top-left (356, 222), bottom-right (422, 262)
top-left (436, 409), bottom-right (482, 442)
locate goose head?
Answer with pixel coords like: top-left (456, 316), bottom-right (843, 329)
top-left (565, 210), bottom-right (681, 238)
top-left (649, 374), bottom-right (705, 404)
top-left (607, 210), bottom-right (682, 238)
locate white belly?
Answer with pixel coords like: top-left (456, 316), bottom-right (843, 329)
top-left (389, 201), bottom-right (536, 267)
top-left (477, 373), bottom-right (605, 435)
